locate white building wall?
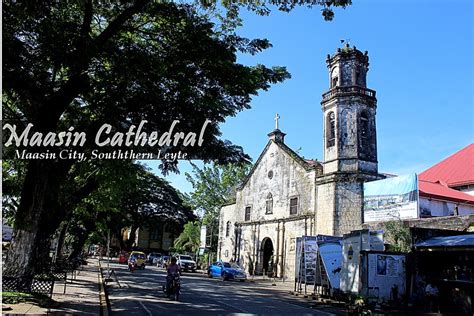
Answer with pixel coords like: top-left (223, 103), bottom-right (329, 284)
top-left (419, 197), bottom-right (474, 217)
top-left (218, 204), bottom-right (238, 261)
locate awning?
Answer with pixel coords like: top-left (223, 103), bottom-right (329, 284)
top-left (414, 234), bottom-right (474, 249)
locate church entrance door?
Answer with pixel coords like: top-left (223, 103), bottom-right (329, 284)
top-left (261, 238), bottom-right (274, 276)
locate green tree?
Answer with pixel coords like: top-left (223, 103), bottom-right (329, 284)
top-left (384, 220), bottom-right (411, 253)
top-left (60, 162), bottom-right (195, 259)
top-left (185, 162), bottom-right (252, 254)
top-left (3, 0), bottom-right (350, 277)
top-left (118, 166), bottom-right (196, 250)
top-left (185, 162), bottom-right (252, 224)
top-left (173, 221), bottom-right (201, 253)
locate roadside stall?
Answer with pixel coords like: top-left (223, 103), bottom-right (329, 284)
top-left (412, 234), bottom-right (474, 314)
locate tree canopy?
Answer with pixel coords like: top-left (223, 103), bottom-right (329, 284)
top-left (2, 0), bottom-right (351, 277)
top-left (185, 162), bottom-right (252, 225)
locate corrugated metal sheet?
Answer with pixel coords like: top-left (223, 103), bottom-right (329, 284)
top-left (419, 143), bottom-right (474, 187)
top-left (414, 234), bottom-right (474, 248)
top-left (419, 179), bottom-right (474, 204)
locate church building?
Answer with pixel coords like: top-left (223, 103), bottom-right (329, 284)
top-left (218, 45), bottom-right (384, 279)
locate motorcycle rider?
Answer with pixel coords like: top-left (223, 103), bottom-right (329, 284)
top-left (166, 257), bottom-right (180, 296)
top-left (128, 254), bottom-right (137, 272)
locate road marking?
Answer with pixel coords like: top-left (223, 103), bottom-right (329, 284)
top-left (279, 299), bottom-right (336, 316)
top-left (138, 301), bottom-right (153, 316)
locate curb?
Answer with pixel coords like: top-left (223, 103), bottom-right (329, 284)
top-left (98, 260), bottom-right (109, 316)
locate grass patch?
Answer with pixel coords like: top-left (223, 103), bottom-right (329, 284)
top-left (2, 291), bottom-right (34, 304)
top-left (2, 291), bottom-right (51, 305)
top-left (2, 291), bottom-right (34, 298)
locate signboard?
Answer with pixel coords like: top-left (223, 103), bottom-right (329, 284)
top-left (318, 242), bottom-right (342, 289)
top-left (363, 174), bottom-right (419, 222)
top-left (366, 253), bottom-right (406, 301)
top-left (303, 236), bottom-right (318, 283)
top-left (294, 237), bottom-right (302, 279)
top-left (340, 230), bottom-right (385, 294)
top-left (200, 225), bottom-right (207, 248)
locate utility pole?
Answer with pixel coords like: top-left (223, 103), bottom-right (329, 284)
top-left (208, 223), bottom-right (213, 267)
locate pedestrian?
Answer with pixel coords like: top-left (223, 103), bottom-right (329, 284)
top-left (425, 280), bottom-right (439, 313)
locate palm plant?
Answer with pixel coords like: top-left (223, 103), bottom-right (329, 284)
top-left (173, 221), bottom-right (201, 253)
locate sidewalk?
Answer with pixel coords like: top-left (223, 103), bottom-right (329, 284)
top-left (2, 259), bottom-right (102, 315)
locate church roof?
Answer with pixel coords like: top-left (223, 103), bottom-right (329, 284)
top-left (237, 139), bottom-right (321, 190)
top-left (419, 143), bottom-right (474, 187)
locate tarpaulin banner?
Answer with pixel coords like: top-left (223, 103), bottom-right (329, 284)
top-left (363, 174), bottom-right (419, 222)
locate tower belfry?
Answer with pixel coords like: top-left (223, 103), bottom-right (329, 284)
top-left (316, 45), bottom-right (382, 236)
top-left (322, 44), bottom-right (378, 174)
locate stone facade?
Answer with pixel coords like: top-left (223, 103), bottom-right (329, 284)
top-left (218, 45), bottom-right (384, 280)
top-left (218, 139), bottom-right (319, 279)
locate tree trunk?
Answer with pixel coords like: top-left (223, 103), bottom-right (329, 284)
top-left (126, 224), bottom-right (139, 250)
top-left (114, 227), bottom-right (126, 250)
top-left (5, 160), bottom-right (71, 277)
top-left (55, 222), bottom-right (69, 261)
top-left (67, 228), bottom-right (89, 261)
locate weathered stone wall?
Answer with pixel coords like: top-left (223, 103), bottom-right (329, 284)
top-left (218, 140), bottom-right (317, 278)
top-left (322, 97), bottom-right (377, 175)
top-left (334, 180), bottom-right (364, 236)
top-left (232, 218), bottom-right (311, 280)
top-left (316, 180), bottom-right (336, 235)
top-left (235, 141), bottom-right (316, 222)
top-left (218, 204), bottom-right (238, 261)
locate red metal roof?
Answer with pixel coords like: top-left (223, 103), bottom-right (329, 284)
top-left (418, 179), bottom-right (474, 205)
top-left (419, 143), bottom-right (474, 187)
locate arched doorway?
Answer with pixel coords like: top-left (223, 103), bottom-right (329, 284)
top-left (261, 238), bottom-right (274, 275)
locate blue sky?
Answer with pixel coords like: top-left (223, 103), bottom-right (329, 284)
top-left (145, 0), bottom-right (474, 193)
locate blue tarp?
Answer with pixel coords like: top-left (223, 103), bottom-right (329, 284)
top-left (414, 234), bottom-right (474, 248)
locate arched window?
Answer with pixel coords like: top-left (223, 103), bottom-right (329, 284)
top-left (327, 112), bottom-right (336, 147)
top-left (226, 221), bottom-right (231, 237)
top-left (266, 193), bottom-right (273, 214)
top-left (360, 111), bottom-right (369, 149)
top-left (331, 67), bottom-right (339, 88)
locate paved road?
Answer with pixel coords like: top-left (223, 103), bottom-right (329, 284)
top-left (106, 261), bottom-right (346, 315)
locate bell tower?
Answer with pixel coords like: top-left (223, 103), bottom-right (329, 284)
top-left (316, 45), bottom-right (382, 237)
top-left (322, 44), bottom-right (378, 174)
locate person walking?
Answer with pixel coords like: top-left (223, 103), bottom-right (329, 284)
top-left (425, 281), bottom-right (440, 313)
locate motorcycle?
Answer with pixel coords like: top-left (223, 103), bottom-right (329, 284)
top-left (128, 259), bottom-right (137, 272)
top-left (163, 272), bottom-right (181, 301)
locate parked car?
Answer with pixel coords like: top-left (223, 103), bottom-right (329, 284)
top-left (147, 252), bottom-right (161, 264)
top-left (128, 251), bottom-right (147, 269)
top-left (157, 255), bottom-right (170, 268)
top-left (176, 255), bottom-right (197, 272)
top-left (208, 261), bottom-right (247, 281)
